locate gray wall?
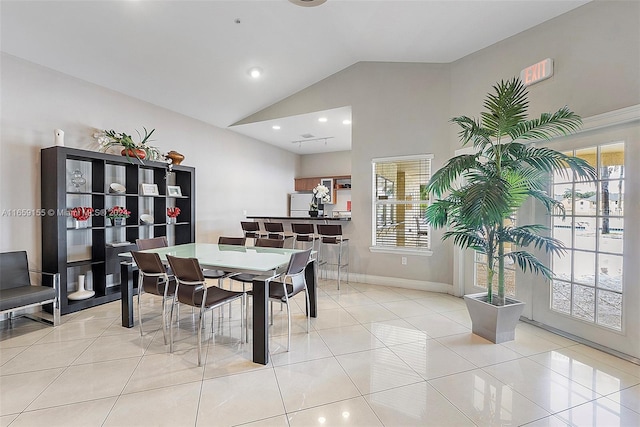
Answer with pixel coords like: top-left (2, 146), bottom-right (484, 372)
top-left (0, 54), bottom-right (299, 268)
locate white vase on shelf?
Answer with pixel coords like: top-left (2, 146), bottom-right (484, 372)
top-left (67, 274), bottom-right (95, 300)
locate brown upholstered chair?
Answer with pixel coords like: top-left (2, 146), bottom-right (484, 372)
top-left (316, 224), bottom-right (349, 289)
top-left (136, 236), bottom-right (168, 250)
top-left (247, 248), bottom-right (312, 351)
top-left (130, 251), bottom-right (176, 344)
top-left (166, 254), bottom-right (246, 366)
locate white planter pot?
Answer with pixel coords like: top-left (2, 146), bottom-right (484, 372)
top-left (463, 292), bottom-right (525, 344)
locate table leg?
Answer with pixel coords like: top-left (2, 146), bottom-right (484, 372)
top-left (305, 259), bottom-right (318, 318)
top-left (120, 262), bottom-right (136, 328)
top-left (252, 276), bottom-right (269, 365)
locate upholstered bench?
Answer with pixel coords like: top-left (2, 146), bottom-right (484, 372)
top-left (0, 251), bottom-right (60, 326)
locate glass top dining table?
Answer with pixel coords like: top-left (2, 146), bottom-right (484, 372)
top-left (119, 243), bottom-right (318, 365)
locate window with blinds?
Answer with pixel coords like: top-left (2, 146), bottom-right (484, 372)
top-left (372, 155), bottom-right (433, 251)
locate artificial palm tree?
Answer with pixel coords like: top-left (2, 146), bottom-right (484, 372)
top-left (426, 77), bottom-right (596, 306)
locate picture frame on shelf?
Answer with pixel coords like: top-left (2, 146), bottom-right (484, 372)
top-left (167, 185), bottom-right (182, 197)
top-left (140, 183), bottom-right (159, 196)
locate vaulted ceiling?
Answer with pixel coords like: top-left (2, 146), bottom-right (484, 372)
top-left (1, 0), bottom-right (590, 153)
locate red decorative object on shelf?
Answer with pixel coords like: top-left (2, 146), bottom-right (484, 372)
top-left (167, 207), bottom-right (181, 224)
top-left (69, 207), bottom-right (93, 221)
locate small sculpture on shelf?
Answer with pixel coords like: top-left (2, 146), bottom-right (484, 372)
top-left (94, 127), bottom-right (162, 163)
top-left (70, 206), bottom-right (93, 228)
top-left (167, 207), bottom-right (181, 224)
top-left (70, 169), bottom-right (86, 192)
top-left (107, 206), bottom-right (130, 226)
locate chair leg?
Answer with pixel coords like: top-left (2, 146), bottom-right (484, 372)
top-left (197, 305), bottom-right (205, 367)
top-left (161, 295), bottom-right (168, 345)
top-left (169, 297), bottom-right (177, 353)
top-left (245, 294), bottom-right (250, 344)
top-left (138, 288), bottom-right (144, 337)
top-left (241, 294), bottom-right (245, 343)
top-left (304, 287), bottom-right (311, 334)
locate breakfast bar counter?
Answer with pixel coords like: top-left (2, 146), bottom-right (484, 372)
top-left (247, 216), bottom-right (351, 221)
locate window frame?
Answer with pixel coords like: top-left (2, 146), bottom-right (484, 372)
top-left (370, 154), bottom-right (434, 256)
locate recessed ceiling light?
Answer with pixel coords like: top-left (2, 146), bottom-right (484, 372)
top-left (248, 67), bottom-right (262, 78)
top-left (289, 0), bottom-right (327, 7)
top-left (318, 117), bottom-right (328, 123)
top-left (272, 125), bottom-right (281, 130)
top-left (342, 119), bottom-right (351, 125)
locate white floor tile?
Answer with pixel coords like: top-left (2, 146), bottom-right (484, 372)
top-left (389, 339), bottom-right (476, 380)
top-left (317, 324), bottom-right (385, 355)
top-left (197, 369), bottom-right (285, 426)
top-left (288, 396), bottom-right (384, 426)
top-left (336, 347), bottom-right (423, 394)
top-left (361, 318), bottom-right (427, 347)
top-left (550, 396), bottom-right (640, 426)
top-left (365, 381), bottom-right (475, 426)
top-left (9, 397), bottom-right (116, 427)
top-left (529, 348), bottom-right (640, 395)
top-left (105, 382), bottom-right (201, 427)
top-left (1, 281), bottom-right (635, 427)
top-left (0, 338), bottom-right (94, 375)
top-left (606, 384), bottom-right (640, 413)
top-left (436, 333), bottom-right (522, 367)
top-left (274, 358), bottom-right (360, 412)
top-left (484, 358), bottom-right (600, 413)
top-left (26, 357), bottom-right (140, 410)
top-left (0, 368), bottom-right (63, 414)
top-left (430, 369), bottom-right (551, 426)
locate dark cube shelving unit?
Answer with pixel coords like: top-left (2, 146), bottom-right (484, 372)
top-left (41, 146), bottom-right (195, 315)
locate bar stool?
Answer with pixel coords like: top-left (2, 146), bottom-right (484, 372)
top-left (291, 223), bottom-right (317, 251)
top-left (264, 222), bottom-right (294, 248)
top-left (316, 224), bottom-right (349, 289)
top-left (240, 221), bottom-right (266, 245)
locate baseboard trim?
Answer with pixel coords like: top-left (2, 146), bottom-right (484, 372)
top-left (322, 270), bottom-right (453, 294)
top-left (520, 318), bottom-right (640, 366)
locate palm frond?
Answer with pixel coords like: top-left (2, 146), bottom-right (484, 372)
top-left (507, 226), bottom-right (567, 255)
top-left (509, 106), bottom-right (582, 142)
top-left (442, 228), bottom-right (486, 252)
top-left (427, 154), bottom-right (481, 197)
top-left (481, 78), bottom-right (529, 136)
top-left (505, 250), bottom-right (554, 279)
top-left (450, 116), bottom-right (493, 150)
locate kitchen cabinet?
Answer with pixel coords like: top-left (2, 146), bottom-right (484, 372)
top-left (40, 146), bottom-right (195, 314)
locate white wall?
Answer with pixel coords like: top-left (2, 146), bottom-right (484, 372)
top-left (299, 151), bottom-right (351, 178)
top-left (0, 54), bottom-right (300, 268)
top-left (234, 1), bottom-right (640, 292)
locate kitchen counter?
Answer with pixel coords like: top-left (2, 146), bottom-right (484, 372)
top-left (247, 216), bottom-right (351, 221)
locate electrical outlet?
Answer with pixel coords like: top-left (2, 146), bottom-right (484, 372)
top-left (401, 256), bottom-right (407, 265)
top-left (242, 210), bottom-right (247, 216)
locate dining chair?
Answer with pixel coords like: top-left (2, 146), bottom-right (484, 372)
top-left (166, 254), bottom-right (246, 366)
top-left (229, 238), bottom-right (285, 294)
top-left (130, 251), bottom-right (175, 344)
top-left (240, 221), bottom-right (266, 245)
top-left (203, 236), bottom-right (247, 281)
top-left (316, 223), bottom-right (349, 289)
top-left (135, 236), bottom-right (168, 250)
top-left (247, 248), bottom-right (312, 351)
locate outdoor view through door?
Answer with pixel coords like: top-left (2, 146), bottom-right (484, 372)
top-left (551, 142), bottom-right (625, 331)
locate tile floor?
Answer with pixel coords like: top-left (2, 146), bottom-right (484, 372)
top-left (1, 279), bottom-right (639, 426)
